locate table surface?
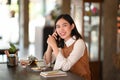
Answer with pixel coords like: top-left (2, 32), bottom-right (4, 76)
top-left (0, 63), bottom-right (84, 80)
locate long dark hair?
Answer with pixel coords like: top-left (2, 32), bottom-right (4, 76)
top-left (54, 14), bottom-right (82, 48)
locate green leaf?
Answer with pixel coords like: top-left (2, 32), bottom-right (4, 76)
top-left (9, 43), bottom-right (17, 53)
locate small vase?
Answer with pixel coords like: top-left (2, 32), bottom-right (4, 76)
top-left (7, 54), bottom-right (18, 67)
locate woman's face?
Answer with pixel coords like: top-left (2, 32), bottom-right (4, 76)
top-left (55, 18), bottom-right (74, 41)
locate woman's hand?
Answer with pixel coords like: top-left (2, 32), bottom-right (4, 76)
top-left (47, 35), bottom-right (59, 57)
top-left (47, 35), bottom-right (57, 49)
top-left (52, 30), bottom-right (58, 40)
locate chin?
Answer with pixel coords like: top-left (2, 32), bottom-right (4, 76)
top-left (60, 36), bottom-right (66, 39)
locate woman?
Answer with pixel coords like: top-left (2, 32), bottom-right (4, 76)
top-left (43, 14), bottom-right (91, 80)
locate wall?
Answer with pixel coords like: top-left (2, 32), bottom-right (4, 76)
top-left (103, 0), bottom-right (118, 80)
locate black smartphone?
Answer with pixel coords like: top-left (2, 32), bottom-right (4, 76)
top-left (55, 32), bottom-right (64, 48)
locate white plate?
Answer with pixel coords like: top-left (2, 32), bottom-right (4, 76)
top-left (36, 61), bottom-right (46, 67)
top-left (31, 67), bottom-right (42, 71)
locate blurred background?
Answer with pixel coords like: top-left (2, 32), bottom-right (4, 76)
top-left (0, 0), bottom-right (119, 80)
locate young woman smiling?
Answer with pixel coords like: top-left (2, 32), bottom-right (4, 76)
top-left (43, 14), bottom-right (91, 80)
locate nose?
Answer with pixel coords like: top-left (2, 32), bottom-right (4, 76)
top-left (59, 26), bottom-right (64, 31)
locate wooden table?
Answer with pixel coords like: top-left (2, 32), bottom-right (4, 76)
top-left (0, 63), bottom-right (84, 80)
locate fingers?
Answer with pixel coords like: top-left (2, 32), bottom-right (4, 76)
top-left (47, 35), bottom-right (56, 47)
top-left (47, 35), bottom-right (52, 44)
top-left (47, 35), bottom-right (54, 42)
top-left (52, 31), bottom-right (58, 39)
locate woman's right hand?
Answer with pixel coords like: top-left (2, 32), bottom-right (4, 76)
top-left (52, 30), bottom-right (58, 40)
top-left (47, 35), bottom-right (57, 48)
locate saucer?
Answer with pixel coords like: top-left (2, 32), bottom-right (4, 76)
top-left (31, 67), bottom-right (42, 71)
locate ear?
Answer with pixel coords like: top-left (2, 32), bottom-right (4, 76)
top-left (71, 24), bottom-right (75, 30)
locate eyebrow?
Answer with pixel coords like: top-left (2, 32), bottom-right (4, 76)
top-left (62, 23), bottom-right (68, 25)
top-left (56, 22), bottom-right (69, 27)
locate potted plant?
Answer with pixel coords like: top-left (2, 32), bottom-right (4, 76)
top-left (4, 43), bottom-right (18, 67)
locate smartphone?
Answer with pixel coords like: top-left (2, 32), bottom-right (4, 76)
top-left (55, 32), bottom-right (64, 48)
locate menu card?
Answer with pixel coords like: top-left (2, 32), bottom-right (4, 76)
top-left (40, 70), bottom-right (67, 77)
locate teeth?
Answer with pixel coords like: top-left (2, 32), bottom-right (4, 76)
top-left (60, 32), bottom-right (65, 36)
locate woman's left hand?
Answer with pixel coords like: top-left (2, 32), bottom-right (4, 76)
top-left (47, 35), bottom-right (59, 57)
top-left (47, 35), bottom-right (57, 48)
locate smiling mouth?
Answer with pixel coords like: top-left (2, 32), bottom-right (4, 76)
top-left (59, 32), bottom-right (66, 36)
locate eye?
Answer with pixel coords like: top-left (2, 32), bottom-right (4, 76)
top-left (62, 23), bottom-right (69, 27)
top-left (63, 24), bottom-right (67, 27)
top-left (56, 25), bottom-right (60, 28)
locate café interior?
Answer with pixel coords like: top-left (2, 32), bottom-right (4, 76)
top-left (0, 0), bottom-right (120, 80)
